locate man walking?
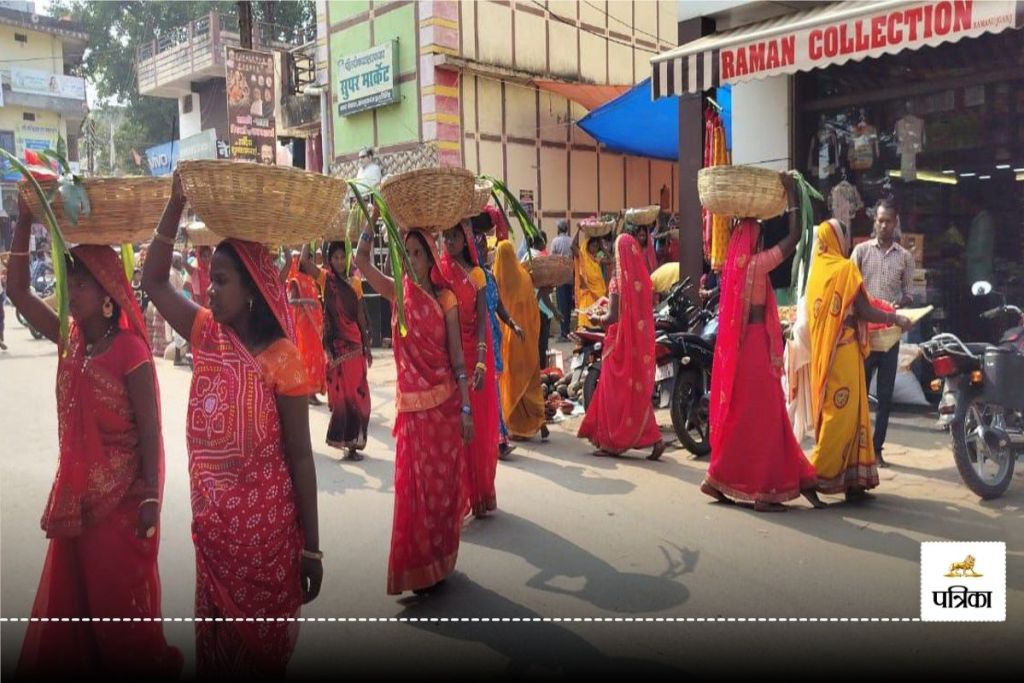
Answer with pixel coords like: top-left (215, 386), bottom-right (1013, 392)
top-left (851, 198), bottom-right (915, 467)
top-left (549, 220), bottom-right (574, 340)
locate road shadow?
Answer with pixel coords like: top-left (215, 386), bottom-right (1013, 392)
top-left (727, 491), bottom-right (1024, 592)
top-left (395, 573), bottom-right (689, 679)
top-left (312, 441), bottom-right (396, 496)
top-left (460, 512), bottom-right (694, 614)
top-left (502, 450), bottom-right (637, 497)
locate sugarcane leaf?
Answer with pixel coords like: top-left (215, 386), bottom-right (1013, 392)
top-left (121, 243), bottom-right (135, 282)
top-left (39, 149), bottom-right (70, 175)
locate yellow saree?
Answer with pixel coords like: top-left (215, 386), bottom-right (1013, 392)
top-left (575, 235), bottom-right (607, 323)
top-left (806, 220), bottom-right (879, 494)
top-left (493, 241), bottom-right (547, 438)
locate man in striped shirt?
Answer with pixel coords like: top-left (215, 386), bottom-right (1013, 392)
top-left (851, 198), bottom-right (915, 467)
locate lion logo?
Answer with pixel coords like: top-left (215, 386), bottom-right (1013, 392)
top-left (830, 293), bottom-right (842, 316)
top-left (833, 387), bottom-right (850, 409)
top-left (945, 555), bottom-right (982, 578)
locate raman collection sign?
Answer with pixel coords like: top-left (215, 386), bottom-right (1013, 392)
top-left (336, 40), bottom-right (399, 117)
top-left (225, 47), bottom-right (277, 164)
top-left (718, 0), bottom-right (1019, 83)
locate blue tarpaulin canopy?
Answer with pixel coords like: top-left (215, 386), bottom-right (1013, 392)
top-left (577, 80), bottom-right (731, 161)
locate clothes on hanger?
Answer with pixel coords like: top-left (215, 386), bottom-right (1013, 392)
top-left (895, 114), bottom-right (925, 181)
top-left (829, 179), bottom-right (863, 228)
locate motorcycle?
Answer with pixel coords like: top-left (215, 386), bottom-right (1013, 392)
top-left (920, 280), bottom-right (1024, 499)
top-left (16, 268), bottom-right (56, 340)
top-left (570, 278), bottom-right (718, 457)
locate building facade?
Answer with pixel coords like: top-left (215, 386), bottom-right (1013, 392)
top-left (0, 3), bottom-right (87, 221)
top-left (318, 0), bottom-right (679, 233)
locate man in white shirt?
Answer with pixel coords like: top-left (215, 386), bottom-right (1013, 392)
top-left (850, 198), bottom-right (915, 467)
top-left (355, 147), bottom-right (382, 189)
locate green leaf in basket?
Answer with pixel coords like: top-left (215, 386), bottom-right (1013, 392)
top-left (57, 177), bottom-right (90, 225)
top-left (121, 243), bottom-right (135, 282)
top-left (1, 148), bottom-right (72, 346)
top-left (347, 180), bottom-right (414, 337)
top-left (481, 175), bottom-right (540, 251)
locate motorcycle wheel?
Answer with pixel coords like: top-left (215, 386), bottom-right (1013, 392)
top-left (671, 366), bottom-right (710, 457)
top-left (950, 394), bottom-right (1015, 500)
top-left (582, 365), bottom-right (600, 410)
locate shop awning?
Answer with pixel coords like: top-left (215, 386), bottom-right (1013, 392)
top-left (651, 0), bottom-right (1024, 99)
top-left (577, 79), bottom-right (679, 161)
top-left (533, 80), bottom-right (631, 111)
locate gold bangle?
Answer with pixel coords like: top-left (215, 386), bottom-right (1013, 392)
top-left (302, 548), bottom-right (324, 560)
top-left (152, 232), bottom-right (175, 246)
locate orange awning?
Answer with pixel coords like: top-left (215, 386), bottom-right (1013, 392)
top-left (533, 80), bottom-right (631, 111)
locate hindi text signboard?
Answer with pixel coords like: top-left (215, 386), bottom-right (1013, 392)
top-left (225, 47), bottom-right (277, 164)
top-left (336, 41), bottom-right (399, 117)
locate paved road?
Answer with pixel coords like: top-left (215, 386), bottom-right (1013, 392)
top-left (1, 318), bottom-right (1021, 677)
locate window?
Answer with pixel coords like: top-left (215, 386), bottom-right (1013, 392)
top-left (22, 112), bottom-right (36, 122)
top-left (14, 33), bottom-right (28, 43)
top-left (182, 94), bottom-right (193, 114)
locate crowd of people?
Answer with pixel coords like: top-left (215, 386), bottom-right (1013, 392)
top-left (0, 163), bottom-right (920, 678)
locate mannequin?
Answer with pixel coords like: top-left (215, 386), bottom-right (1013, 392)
top-left (849, 108), bottom-right (878, 172)
top-left (895, 101), bottom-right (925, 181)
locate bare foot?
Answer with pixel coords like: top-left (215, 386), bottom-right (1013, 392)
top-left (647, 441), bottom-right (667, 461)
top-left (876, 456), bottom-right (889, 468)
top-left (592, 449), bottom-right (615, 458)
top-left (344, 449), bottom-right (364, 462)
top-left (700, 481), bottom-right (735, 505)
top-left (498, 444), bottom-right (516, 461)
top-left (754, 501), bottom-right (788, 512)
top-left (802, 490), bottom-right (828, 509)
top-left (540, 424), bottom-right (550, 441)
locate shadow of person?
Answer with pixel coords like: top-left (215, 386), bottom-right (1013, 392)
top-left (311, 442), bottom-right (396, 496)
top-left (396, 573), bottom-right (690, 679)
top-left (503, 451), bottom-right (637, 496)
top-left (461, 513), bottom-right (694, 613)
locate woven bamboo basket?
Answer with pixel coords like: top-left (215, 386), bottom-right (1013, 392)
top-left (465, 179), bottom-right (493, 218)
top-left (19, 176), bottom-right (171, 245)
top-left (184, 222), bottom-right (222, 247)
top-left (379, 167), bottom-right (475, 232)
top-left (869, 326), bottom-right (903, 353)
top-left (579, 217), bottom-right (615, 238)
top-left (697, 165), bottom-right (786, 220)
top-left (624, 205), bottom-right (660, 226)
top-left (177, 160), bottom-right (347, 244)
top-left (325, 209), bottom-right (369, 243)
top-left (525, 254), bottom-right (573, 288)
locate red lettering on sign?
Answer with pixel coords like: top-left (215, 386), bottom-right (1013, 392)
top-left (748, 42), bottom-right (766, 72)
top-left (887, 12), bottom-right (903, 44)
top-left (766, 42), bottom-right (779, 70)
top-left (870, 15), bottom-right (887, 48)
top-left (824, 26), bottom-right (838, 57)
top-left (781, 35), bottom-right (795, 65)
top-left (736, 47), bottom-right (748, 76)
top-left (809, 29), bottom-right (823, 59)
top-left (924, 4), bottom-right (934, 38)
top-left (904, 7), bottom-right (923, 40)
top-left (721, 50), bottom-right (735, 80)
top-left (935, 1), bottom-right (952, 35)
top-left (953, 0), bottom-right (973, 32)
top-left (855, 19), bottom-right (870, 51)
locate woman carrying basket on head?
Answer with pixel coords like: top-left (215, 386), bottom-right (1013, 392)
top-left (8, 197), bottom-right (182, 679)
top-left (805, 218), bottom-right (912, 501)
top-left (700, 174), bottom-right (825, 512)
top-left (440, 219), bottom-right (501, 518)
top-left (143, 171), bottom-right (323, 677)
top-left (353, 207), bottom-right (474, 596)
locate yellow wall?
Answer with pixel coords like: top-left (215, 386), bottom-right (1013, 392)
top-left (0, 107), bottom-right (66, 155)
top-left (0, 24), bottom-right (65, 80)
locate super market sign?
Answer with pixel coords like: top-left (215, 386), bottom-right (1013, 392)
top-left (336, 40), bottom-right (399, 116)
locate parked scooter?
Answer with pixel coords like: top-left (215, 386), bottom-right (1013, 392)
top-left (920, 280), bottom-right (1024, 499)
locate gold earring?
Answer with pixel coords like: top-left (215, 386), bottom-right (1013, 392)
top-left (102, 297), bottom-right (114, 319)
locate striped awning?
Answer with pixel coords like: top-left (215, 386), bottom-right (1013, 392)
top-left (651, 0), bottom-right (1024, 99)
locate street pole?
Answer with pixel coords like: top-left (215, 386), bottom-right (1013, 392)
top-left (237, 1), bottom-right (254, 49)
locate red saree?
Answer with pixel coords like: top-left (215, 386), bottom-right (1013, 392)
top-left (187, 240), bottom-right (304, 678)
top-left (388, 233), bottom-right (465, 594)
top-left (323, 273), bottom-right (370, 451)
top-left (288, 256), bottom-right (327, 395)
top-left (439, 222), bottom-right (500, 516)
top-left (17, 245), bottom-right (181, 679)
top-left (704, 219), bottom-right (817, 503)
top-left (578, 234), bottom-right (661, 453)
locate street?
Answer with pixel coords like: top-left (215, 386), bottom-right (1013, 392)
top-left (1, 319), bottom-right (1022, 678)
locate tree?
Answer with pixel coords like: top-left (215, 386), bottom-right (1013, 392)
top-left (49, 1), bottom-right (314, 174)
